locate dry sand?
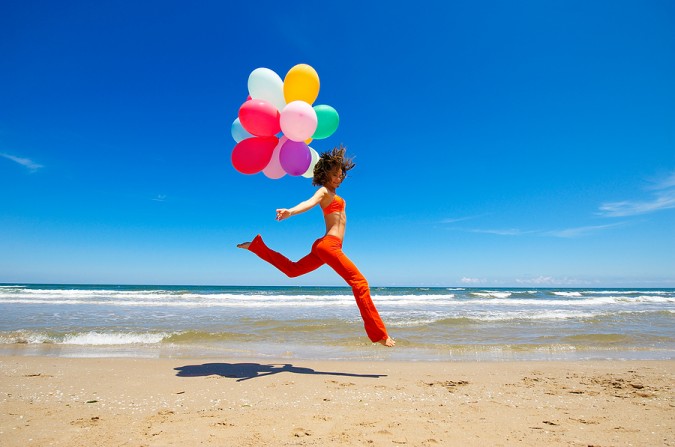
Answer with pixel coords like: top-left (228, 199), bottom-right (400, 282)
top-left (1, 356), bottom-right (673, 446)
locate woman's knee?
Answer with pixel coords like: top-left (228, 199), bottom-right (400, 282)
top-left (350, 277), bottom-right (369, 294)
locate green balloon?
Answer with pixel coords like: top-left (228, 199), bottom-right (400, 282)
top-left (312, 105), bottom-right (339, 139)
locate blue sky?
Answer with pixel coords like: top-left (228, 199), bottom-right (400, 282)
top-left (1, 0), bottom-right (673, 287)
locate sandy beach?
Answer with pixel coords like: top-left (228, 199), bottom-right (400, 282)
top-left (1, 356), bottom-right (672, 446)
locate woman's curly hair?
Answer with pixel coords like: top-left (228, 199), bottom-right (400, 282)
top-left (312, 144), bottom-right (355, 187)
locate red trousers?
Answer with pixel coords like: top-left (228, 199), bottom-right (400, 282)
top-left (248, 234), bottom-right (388, 343)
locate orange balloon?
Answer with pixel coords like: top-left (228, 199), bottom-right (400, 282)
top-left (283, 64), bottom-right (320, 104)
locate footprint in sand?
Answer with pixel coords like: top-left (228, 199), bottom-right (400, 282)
top-left (292, 427), bottom-right (312, 437)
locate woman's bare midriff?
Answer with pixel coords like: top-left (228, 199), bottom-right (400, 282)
top-left (324, 211), bottom-right (346, 240)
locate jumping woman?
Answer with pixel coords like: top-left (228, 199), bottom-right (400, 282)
top-left (237, 145), bottom-right (395, 347)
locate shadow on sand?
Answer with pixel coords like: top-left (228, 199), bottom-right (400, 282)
top-left (174, 362), bottom-right (386, 382)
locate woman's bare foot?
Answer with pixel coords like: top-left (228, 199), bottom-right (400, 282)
top-left (238, 234), bottom-right (262, 250)
top-left (378, 337), bottom-right (395, 347)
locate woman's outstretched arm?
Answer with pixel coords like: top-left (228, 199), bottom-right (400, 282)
top-left (276, 187), bottom-right (327, 221)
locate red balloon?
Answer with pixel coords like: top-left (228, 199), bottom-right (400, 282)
top-left (238, 99), bottom-right (281, 137)
top-left (231, 136), bottom-right (278, 175)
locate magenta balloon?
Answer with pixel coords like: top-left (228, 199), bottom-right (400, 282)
top-left (231, 136), bottom-right (278, 175)
top-left (279, 140), bottom-right (311, 176)
top-left (238, 99), bottom-right (281, 137)
top-left (262, 137), bottom-right (287, 179)
top-left (279, 100), bottom-right (318, 142)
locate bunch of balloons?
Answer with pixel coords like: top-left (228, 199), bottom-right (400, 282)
top-left (230, 64), bottom-right (340, 179)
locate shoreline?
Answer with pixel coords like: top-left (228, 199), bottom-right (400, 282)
top-left (2, 356), bottom-right (673, 446)
top-left (3, 342), bottom-right (673, 363)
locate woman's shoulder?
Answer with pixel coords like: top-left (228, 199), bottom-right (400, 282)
top-left (315, 186), bottom-right (335, 206)
top-left (313, 186), bottom-right (329, 198)
top-left (310, 186), bottom-right (329, 204)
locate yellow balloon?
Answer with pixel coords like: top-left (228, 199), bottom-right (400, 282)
top-left (283, 64), bottom-right (320, 104)
top-left (304, 137), bottom-right (313, 144)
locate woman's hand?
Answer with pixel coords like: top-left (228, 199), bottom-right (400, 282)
top-left (276, 209), bottom-right (292, 221)
top-left (275, 188), bottom-right (327, 221)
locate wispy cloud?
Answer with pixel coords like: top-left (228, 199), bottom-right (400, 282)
top-left (599, 191), bottom-right (675, 217)
top-left (447, 172), bottom-right (675, 238)
top-left (469, 228), bottom-right (535, 236)
top-left (646, 171), bottom-right (675, 190)
top-left (460, 277), bottom-right (485, 284)
top-left (514, 276), bottom-right (557, 285)
top-left (514, 276), bottom-right (595, 286)
top-left (441, 214), bottom-right (488, 224)
top-left (462, 222), bottom-right (624, 238)
top-left (152, 194), bottom-right (167, 202)
top-left (545, 222), bottom-right (627, 238)
top-left (459, 275), bottom-right (596, 286)
top-left (598, 170), bottom-right (675, 217)
top-left (0, 152), bottom-right (43, 173)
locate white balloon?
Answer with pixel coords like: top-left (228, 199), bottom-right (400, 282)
top-left (301, 146), bottom-right (320, 178)
top-left (248, 68), bottom-right (286, 112)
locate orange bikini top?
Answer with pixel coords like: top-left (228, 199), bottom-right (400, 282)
top-left (322, 194), bottom-right (345, 215)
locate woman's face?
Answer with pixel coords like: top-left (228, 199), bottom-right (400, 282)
top-left (327, 166), bottom-right (344, 189)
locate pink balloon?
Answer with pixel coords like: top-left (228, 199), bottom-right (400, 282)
top-left (238, 99), bottom-right (281, 137)
top-left (263, 137), bottom-right (287, 179)
top-left (279, 100), bottom-right (318, 142)
top-left (279, 139), bottom-right (311, 176)
top-left (231, 136), bottom-right (278, 175)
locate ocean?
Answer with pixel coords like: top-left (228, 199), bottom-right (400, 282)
top-left (1, 284), bottom-right (673, 361)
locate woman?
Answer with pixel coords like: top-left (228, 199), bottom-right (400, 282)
top-left (237, 145), bottom-right (395, 347)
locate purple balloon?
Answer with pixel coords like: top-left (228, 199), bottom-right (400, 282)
top-left (279, 140), bottom-right (311, 176)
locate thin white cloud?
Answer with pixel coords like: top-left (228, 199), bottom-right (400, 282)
top-left (545, 222), bottom-right (626, 238)
top-left (448, 172), bottom-right (675, 237)
top-left (514, 276), bottom-right (556, 285)
top-left (442, 216), bottom-right (474, 224)
top-left (599, 191), bottom-right (675, 217)
top-left (462, 222), bottom-right (624, 238)
top-left (460, 277), bottom-right (484, 284)
top-left (514, 276), bottom-right (595, 286)
top-left (152, 194), bottom-right (167, 202)
top-left (598, 170), bottom-right (675, 217)
top-left (441, 214), bottom-right (488, 224)
top-left (460, 276), bottom-right (596, 286)
top-left (0, 152), bottom-right (43, 172)
top-left (469, 228), bottom-right (534, 236)
top-left (646, 171), bottom-right (675, 191)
